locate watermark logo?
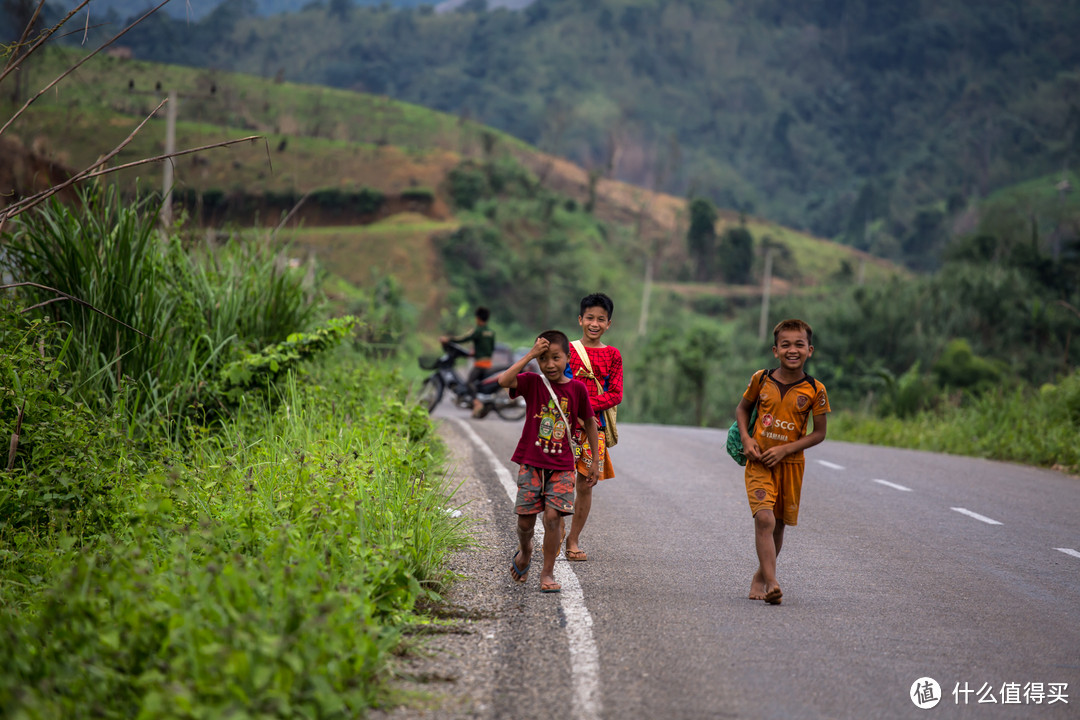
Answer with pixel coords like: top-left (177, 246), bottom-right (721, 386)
top-left (912, 677), bottom-right (942, 709)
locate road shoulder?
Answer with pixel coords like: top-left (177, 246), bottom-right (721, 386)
top-left (369, 418), bottom-right (508, 719)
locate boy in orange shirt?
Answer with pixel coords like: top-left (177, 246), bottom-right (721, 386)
top-left (734, 319), bottom-right (830, 605)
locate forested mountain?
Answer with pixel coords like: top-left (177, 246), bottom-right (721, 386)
top-left (41, 0), bottom-right (1080, 269)
top-left (35, 0), bottom-right (533, 23)
top-left (46, 0), bottom-right (435, 23)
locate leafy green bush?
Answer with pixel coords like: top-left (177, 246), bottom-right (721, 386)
top-left (932, 338), bottom-right (1003, 391)
top-left (215, 316), bottom-right (358, 406)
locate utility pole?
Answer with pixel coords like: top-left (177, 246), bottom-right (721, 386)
top-left (638, 248), bottom-right (653, 336)
top-left (758, 247), bottom-right (773, 342)
top-left (128, 80), bottom-right (217, 230)
top-left (161, 89), bottom-right (177, 228)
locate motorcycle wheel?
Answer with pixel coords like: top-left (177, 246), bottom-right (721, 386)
top-left (419, 376), bottom-right (444, 413)
top-left (493, 387), bottom-right (527, 420)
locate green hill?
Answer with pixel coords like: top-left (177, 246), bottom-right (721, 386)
top-left (3, 46), bottom-right (904, 336)
top-left (54, 0), bottom-right (1080, 272)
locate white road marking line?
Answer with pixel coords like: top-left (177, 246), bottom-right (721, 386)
top-left (451, 418), bottom-right (602, 720)
top-left (1055, 548), bottom-right (1080, 560)
top-left (816, 460), bottom-right (845, 470)
top-left (950, 507), bottom-right (1003, 525)
top-left (872, 478), bottom-right (912, 492)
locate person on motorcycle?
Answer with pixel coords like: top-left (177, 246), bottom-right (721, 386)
top-left (440, 306), bottom-right (496, 417)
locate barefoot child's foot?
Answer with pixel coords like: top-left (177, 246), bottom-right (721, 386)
top-left (763, 585), bottom-right (783, 605)
top-left (749, 570), bottom-right (767, 600)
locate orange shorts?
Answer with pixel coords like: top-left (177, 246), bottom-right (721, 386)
top-left (744, 459), bottom-right (804, 525)
top-left (572, 427), bottom-right (615, 480)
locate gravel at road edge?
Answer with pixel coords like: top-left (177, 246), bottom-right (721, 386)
top-left (368, 418), bottom-right (509, 720)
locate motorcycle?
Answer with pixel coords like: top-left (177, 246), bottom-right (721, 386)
top-left (417, 341), bottom-right (527, 420)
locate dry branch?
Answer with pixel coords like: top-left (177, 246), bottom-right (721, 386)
top-left (0, 282), bottom-right (153, 339)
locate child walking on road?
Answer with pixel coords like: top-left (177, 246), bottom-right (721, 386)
top-left (498, 331), bottom-right (601, 593)
top-left (734, 319), bottom-right (830, 605)
top-left (563, 292), bottom-right (623, 562)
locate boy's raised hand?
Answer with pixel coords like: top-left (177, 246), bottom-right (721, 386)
top-left (528, 335), bottom-right (550, 359)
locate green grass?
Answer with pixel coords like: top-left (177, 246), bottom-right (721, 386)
top-left (829, 370), bottom-right (1080, 471)
top-left (0, 349), bottom-right (467, 717)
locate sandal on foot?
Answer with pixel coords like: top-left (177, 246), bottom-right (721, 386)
top-left (565, 548), bottom-right (587, 562)
top-left (510, 552), bottom-right (530, 583)
top-left (540, 580), bottom-right (561, 593)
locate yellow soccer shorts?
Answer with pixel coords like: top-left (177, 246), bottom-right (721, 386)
top-left (745, 459), bottom-right (804, 526)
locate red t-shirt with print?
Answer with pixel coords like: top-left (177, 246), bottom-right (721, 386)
top-left (509, 372), bottom-right (594, 471)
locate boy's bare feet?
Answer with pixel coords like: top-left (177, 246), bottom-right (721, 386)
top-left (763, 584), bottom-right (783, 605)
top-left (749, 570), bottom-right (767, 600)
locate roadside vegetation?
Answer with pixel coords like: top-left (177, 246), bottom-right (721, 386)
top-left (0, 187), bottom-right (465, 716)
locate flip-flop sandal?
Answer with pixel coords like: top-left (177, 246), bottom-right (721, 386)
top-left (540, 581), bottom-right (561, 593)
top-left (565, 548), bottom-right (587, 562)
top-left (764, 587), bottom-right (783, 605)
top-left (511, 552), bottom-right (530, 583)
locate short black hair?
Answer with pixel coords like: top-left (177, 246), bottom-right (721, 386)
top-left (475, 306), bottom-right (490, 322)
top-left (538, 329), bottom-right (570, 354)
top-left (772, 318), bottom-right (813, 346)
top-left (579, 292), bottom-right (614, 318)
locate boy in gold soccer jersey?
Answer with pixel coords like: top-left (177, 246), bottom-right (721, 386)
top-left (734, 319), bottom-right (830, 605)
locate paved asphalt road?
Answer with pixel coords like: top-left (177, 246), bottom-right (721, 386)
top-left (440, 409), bottom-right (1079, 720)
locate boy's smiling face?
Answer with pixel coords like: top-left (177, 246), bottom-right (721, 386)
top-left (538, 342), bottom-right (570, 382)
top-left (579, 306), bottom-right (611, 343)
top-left (773, 328), bottom-right (813, 372)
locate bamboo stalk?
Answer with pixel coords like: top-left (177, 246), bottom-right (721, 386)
top-left (7, 401), bottom-right (25, 471)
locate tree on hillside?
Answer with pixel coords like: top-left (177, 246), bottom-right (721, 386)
top-left (687, 197), bottom-right (717, 281)
top-left (718, 225), bottom-right (754, 284)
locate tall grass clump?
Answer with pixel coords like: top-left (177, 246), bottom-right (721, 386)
top-left (2, 185), bottom-right (320, 429)
top-left (0, 345), bottom-right (468, 717)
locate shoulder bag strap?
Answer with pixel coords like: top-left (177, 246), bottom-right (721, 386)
top-left (571, 340), bottom-right (604, 393)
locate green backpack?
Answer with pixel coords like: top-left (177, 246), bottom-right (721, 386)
top-left (725, 370), bottom-right (769, 466)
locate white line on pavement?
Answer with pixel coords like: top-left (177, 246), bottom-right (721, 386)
top-left (951, 507), bottom-right (1003, 525)
top-left (1055, 548), bottom-right (1080, 560)
top-left (872, 478), bottom-right (912, 492)
top-left (451, 418), bottom-right (602, 720)
top-left (816, 459), bottom-right (846, 470)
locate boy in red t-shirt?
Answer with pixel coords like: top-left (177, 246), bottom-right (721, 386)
top-left (498, 330), bottom-right (601, 593)
top-left (562, 292), bottom-right (622, 562)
